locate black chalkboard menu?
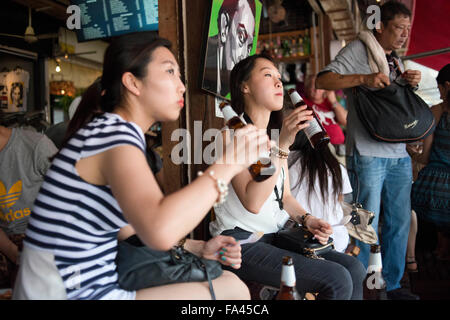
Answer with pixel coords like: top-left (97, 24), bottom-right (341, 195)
top-left (71, 0), bottom-right (158, 42)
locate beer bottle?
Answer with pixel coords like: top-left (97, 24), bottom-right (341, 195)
top-left (363, 244), bottom-right (387, 300)
top-left (276, 256), bottom-right (301, 300)
top-left (288, 89), bottom-right (330, 149)
top-left (219, 102), bottom-right (276, 182)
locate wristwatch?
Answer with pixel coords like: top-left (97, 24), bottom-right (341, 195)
top-left (298, 213), bottom-right (312, 227)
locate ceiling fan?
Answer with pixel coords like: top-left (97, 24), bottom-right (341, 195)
top-left (53, 29), bottom-right (97, 60)
top-left (0, 7), bottom-right (58, 44)
top-left (53, 49), bottom-right (98, 60)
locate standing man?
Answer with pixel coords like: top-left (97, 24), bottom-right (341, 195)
top-left (316, 1), bottom-right (421, 300)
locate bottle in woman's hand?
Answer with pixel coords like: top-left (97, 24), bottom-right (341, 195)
top-left (220, 102), bottom-right (276, 181)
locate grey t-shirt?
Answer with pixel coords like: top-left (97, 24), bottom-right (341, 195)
top-left (0, 128), bottom-right (57, 234)
top-left (319, 39), bottom-right (409, 158)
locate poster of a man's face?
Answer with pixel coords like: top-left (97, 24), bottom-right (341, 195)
top-left (202, 0), bottom-right (262, 100)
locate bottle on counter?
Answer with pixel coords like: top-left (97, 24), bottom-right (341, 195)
top-left (363, 244), bottom-right (387, 300)
top-left (276, 256), bottom-right (301, 300)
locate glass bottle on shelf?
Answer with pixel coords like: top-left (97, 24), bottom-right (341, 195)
top-left (268, 40), bottom-right (275, 59)
top-left (219, 102), bottom-right (276, 182)
top-left (303, 29), bottom-right (311, 56)
top-left (291, 38), bottom-right (297, 57)
top-left (282, 39), bottom-right (291, 57)
top-left (297, 37), bottom-right (304, 56)
top-left (276, 36), bottom-right (282, 59)
top-left (288, 89), bottom-right (330, 149)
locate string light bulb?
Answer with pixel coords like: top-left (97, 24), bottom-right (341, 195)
top-left (55, 59), bottom-right (61, 73)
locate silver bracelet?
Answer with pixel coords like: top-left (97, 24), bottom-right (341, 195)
top-left (197, 170), bottom-right (228, 206)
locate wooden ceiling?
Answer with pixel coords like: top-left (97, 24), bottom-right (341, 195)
top-left (317, 0), bottom-right (358, 41)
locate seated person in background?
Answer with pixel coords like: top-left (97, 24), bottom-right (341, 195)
top-left (288, 130), bottom-right (352, 253)
top-left (210, 53), bottom-right (366, 300)
top-left (44, 96), bottom-right (81, 149)
top-left (0, 125), bottom-right (57, 288)
top-left (303, 74), bottom-right (347, 156)
top-left (13, 33), bottom-right (265, 300)
top-left (409, 63), bottom-right (450, 261)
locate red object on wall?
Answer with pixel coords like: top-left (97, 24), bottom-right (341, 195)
top-left (406, 0), bottom-right (450, 71)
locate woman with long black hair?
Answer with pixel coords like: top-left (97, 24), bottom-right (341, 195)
top-left (210, 53), bottom-right (366, 300)
top-left (288, 130), bottom-right (352, 253)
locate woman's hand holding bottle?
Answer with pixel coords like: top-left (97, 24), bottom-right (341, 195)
top-left (279, 105), bottom-right (313, 150)
top-left (219, 124), bottom-right (270, 175)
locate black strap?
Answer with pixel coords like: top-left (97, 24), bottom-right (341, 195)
top-left (242, 112), bottom-right (252, 125)
top-left (204, 264), bottom-right (216, 300)
top-left (274, 168), bottom-right (285, 210)
top-left (274, 185), bottom-right (283, 210)
top-left (191, 251), bottom-right (217, 300)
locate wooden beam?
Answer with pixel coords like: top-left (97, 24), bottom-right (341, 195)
top-left (332, 17), bottom-right (351, 22)
top-left (334, 27), bottom-right (354, 32)
top-left (307, 0), bottom-right (323, 15)
top-left (159, 0), bottom-right (187, 195)
top-left (325, 9), bottom-right (348, 14)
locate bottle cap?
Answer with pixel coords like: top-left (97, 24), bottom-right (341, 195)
top-left (288, 89), bottom-right (303, 105)
top-left (282, 256), bottom-right (293, 266)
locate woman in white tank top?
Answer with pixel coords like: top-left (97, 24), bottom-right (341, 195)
top-left (210, 54), bottom-right (366, 300)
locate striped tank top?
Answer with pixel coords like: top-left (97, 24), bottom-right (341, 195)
top-left (24, 113), bottom-right (146, 299)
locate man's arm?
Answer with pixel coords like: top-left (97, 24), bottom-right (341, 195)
top-left (316, 71), bottom-right (391, 90)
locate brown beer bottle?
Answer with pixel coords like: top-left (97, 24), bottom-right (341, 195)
top-left (363, 244), bottom-right (387, 300)
top-left (288, 89), bottom-right (330, 149)
top-left (276, 256), bottom-right (301, 300)
top-left (219, 102), bottom-right (276, 182)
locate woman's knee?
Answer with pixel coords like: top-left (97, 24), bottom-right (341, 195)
top-left (214, 271), bottom-right (250, 300)
top-left (348, 257), bottom-right (367, 284)
top-left (319, 264), bottom-right (354, 300)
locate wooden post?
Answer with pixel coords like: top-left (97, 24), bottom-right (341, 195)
top-left (159, 0), bottom-right (222, 240)
top-left (158, 0), bottom-right (187, 195)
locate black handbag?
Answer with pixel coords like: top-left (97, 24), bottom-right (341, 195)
top-left (115, 235), bottom-right (223, 299)
top-left (353, 80), bottom-right (435, 143)
top-left (274, 221), bottom-right (335, 259)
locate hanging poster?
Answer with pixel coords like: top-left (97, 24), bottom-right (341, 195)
top-left (201, 0), bottom-right (262, 100)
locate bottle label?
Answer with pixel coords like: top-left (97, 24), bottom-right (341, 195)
top-left (281, 265), bottom-right (296, 287)
top-left (221, 105), bottom-right (238, 122)
top-left (368, 252), bottom-right (383, 272)
top-left (304, 118), bottom-right (323, 139)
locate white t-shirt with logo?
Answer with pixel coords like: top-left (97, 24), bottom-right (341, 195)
top-left (289, 152), bottom-right (352, 252)
top-left (0, 72), bottom-right (9, 110)
top-left (6, 68), bottom-right (30, 112)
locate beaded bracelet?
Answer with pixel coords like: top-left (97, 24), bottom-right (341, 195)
top-left (197, 170), bottom-right (229, 206)
top-left (270, 145), bottom-right (290, 159)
